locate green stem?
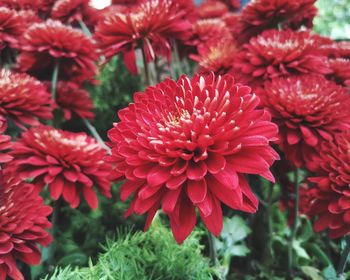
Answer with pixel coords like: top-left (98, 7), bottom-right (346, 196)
top-left (264, 183), bottom-right (274, 261)
top-left (207, 231), bottom-right (218, 266)
top-left (141, 46), bottom-right (151, 86)
top-left (171, 39), bottom-right (183, 78)
top-left (78, 20), bottom-right (92, 37)
top-left (83, 119), bottom-right (111, 154)
top-left (288, 168), bottom-right (299, 277)
top-left (337, 236), bottom-right (350, 279)
top-left (47, 199), bottom-right (61, 267)
top-left (51, 60), bottom-right (60, 100)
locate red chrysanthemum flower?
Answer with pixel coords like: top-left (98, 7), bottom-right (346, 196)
top-left (54, 81), bottom-right (95, 120)
top-left (0, 115), bottom-right (11, 163)
top-left (222, 12), bottom-right (240, 34)
top-left (51, 0), bottom-right (90, 24)
top-left (189, 18), bottom-right (232, 49)
top-left (17, 9), bottom-right (42, 28)
top-left (0, 70), bottom-right (53, 129)
top-left (335, 41), bottom-right (350, 59)
top-left (236, 0), bottom-right (317, 43)
top-left (107, 73), bottom-right (279, 243)
top-left (0, 176), bottom-right (52, 280)
top-left (307, 131), bottom-right (350, 238)
top-left (17, 20), bottom-right (98, 83)
top-left (7, 126), bottom-right (112, 209)
top-left (95, 0), bottom-right (192, 74)
top-left (234, 30), bottom-right (332, 86)
top-left (262, 74), bottom-right (350, 167)
top-left (0, 0), bottom-right (43, 12)
top-left (191, 39), bottom-right (239, 75)
top-left (0, 7), bottom-right (25, 52)
top-left (328, 58), bottom-right (350, 86)
top-left (197, 0), bottom-right (228, 19)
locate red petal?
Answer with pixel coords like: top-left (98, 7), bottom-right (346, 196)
top-left (187, 179), bottom-right (207, 204)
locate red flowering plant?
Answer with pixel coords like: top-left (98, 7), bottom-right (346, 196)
top-left (6, 126), bottom-right (112, 209)
top-left (0, 174), bottom-right (52, 280)
top-left (107, 73), bottom-right (279, 243)
top-left (95, 0), bottom-right (192, 75)
top-left (17, 19), bottom-right (98, 83)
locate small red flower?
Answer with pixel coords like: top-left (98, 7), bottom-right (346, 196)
top-left (237, 0), bottom-right (317, 42)
top-left (0, 176), bottom-right (52, 280)
top-left (189, 18), bottom-right (232, 49)
top-left (17, 19), bottom-right (98, 83)
top-left (0, 70), bottom-right (53, 129)
top-left (328, 58), bottom-right (350, 86)
top-left (95, 0), bottom-right (192, 74)
top-left (197, 0), bottom-right (229, 19)
top-left (107, 73), bottom-right (279, 243)
top-left (0, 0), bottom-right (43, 12)
top-left (308, 131), bottom-right (350, 238)
top-left (51, 0), bottom-right (90, 24)
top-left (191, 38), bottom-right (239, 75)
top-left (0, 7), bottom-right (25, 51)
top-left (54, 81), bottom-right (95, 120)
top-left (262, 74), bottom-right (350, 167)
top-left (234, 30), bottom-right (332, 86)
top-left (7, 126), bottom-right (112, 209)
top-left (0, 115), bottom-right (12, 163)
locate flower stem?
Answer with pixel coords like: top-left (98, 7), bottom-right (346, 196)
top-left (51, 60), bottom-right (60, 100)
top-left (207, 231), bottom-right (218, 266)
top-left (82, 118), bottom-right (111, 154)
top-left (78, 20), bottom-right (92, 37)
top-left (47, 199), bottom-right (61, 268)
top-left (141, 46), bottom-right (151, 86)
top-left (288, 168), bottom-right (299, 277)
top-left (337, 236), bottom-right (350, 279)
top-left (264, 182), bottom-right (274, 262)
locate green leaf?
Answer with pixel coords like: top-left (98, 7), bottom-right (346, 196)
top-left (221, 216), bottom-right (251, 243)
top-left (298, 217), bottom-right (313, 242)
top-left (293, 240), bottom-right (310, 260)
top-left (301, 266), bottom-right (323, 280)
top-left (229, 245), bottom-right (250, 257)
top-left (305, 244), bottom-right (332, 266)
top-left (322, 265), bottom-right (338, 280)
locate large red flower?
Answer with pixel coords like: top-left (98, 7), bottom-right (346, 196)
top-left (236, 0), bottom-right (317, 43)
top-left (0, 176), bottom-right (52, 280)
top-left (7, 126), bottom-right (112, 209)
top-left (234, 30), bottom-right (332, 86)
top-left (262, 74), bottom-right (350, 167)
top-left (308, 132), bottom-right (350, 238)
top-left (107, 73), bottom-right (279, 243)
top-left (0, 115), bottom-right (11, 163)
top-left (17, 20), bottom-right (98, 83)
top-left (0, 70), bottom-right (53, 129)
top-left (95, 0), bottom-right (192, 74)
top-left (54, 81), bottom-right (95, 120)
top-left (0, 7), bottom-right (25, 51)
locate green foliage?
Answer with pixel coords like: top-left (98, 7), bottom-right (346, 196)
top-left (314, 0), bottom-right (350, 39)
top-left (44, 217), bottom-right (213, 280)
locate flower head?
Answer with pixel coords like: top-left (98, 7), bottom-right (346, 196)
top-left (51, 0), bottom-right (90, 24)
top-left (262, 74), bottom-right (350, 167)
top-left (0, 0), bottom-right (43, 12)
top-left (191, 39), bottom-right (239, 75)
top-left (95, 0), bottom-right (192, 74)
top-left (308, 132), bottom-right (350, 238)
top-left (54, 81), bottom-right (95, 120)
top-left (234, 30), bottom-right (331, 86)
top-left (0, 7), bottom-right (25, 51)
top-left (107, 73), bottom-right (279, 243)
top-left (17, 20), bottom-right (98, 83)
top-left (328, 58), bottom-right (350, 86)
top-left (197, 0), bottom-right (229, 19)
top-left (7, 126), bottom-right (112, 209)
top-left (0, 176), bottom-right (52, 280)
top-left (237, 0), bottom-right (317, 42)
top-left (0, 70), bottom-right (53, 129)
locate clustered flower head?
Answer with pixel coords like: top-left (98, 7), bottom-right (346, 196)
top-left (0, 70), bottom-right (53, 129)
top-left (107, 73), bottom-right (279, 243)
top-left (95, 0), bottom-right (192, 74)
top-left (0, 176), bottom-right (52, 280)
top-left (0, 7), bottom-right (25, 51)
top-left (236, 0), bottom-right (317, 43)
top-left (17, 19), bottom-right (98, 83)
top-left (261, 74), bottom-right (350, 167)
top-left (51, 0), bottom-right (90, 24)
top-left (328, 58), bottom-right (350, 86)
top-left (234, 30), bottom-right (332, 86)
top-left (54, 81), bottom-right (95, 121)
top-left (307, 131), bottom-right (350, 238)
top-left (7, 126), bottom-right (112, 209)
